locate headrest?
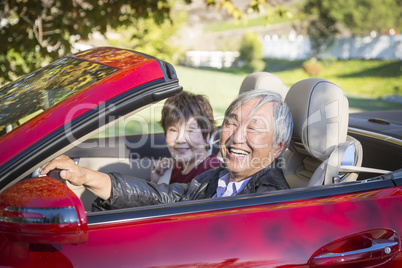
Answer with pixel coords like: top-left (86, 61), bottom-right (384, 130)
top-left (239, 72), bottom-right (287, 99)
top-left (285, 78), bottom-right (349, 161)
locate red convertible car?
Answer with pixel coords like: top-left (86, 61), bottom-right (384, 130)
top-left (0, 47), bottom-right (401, 267)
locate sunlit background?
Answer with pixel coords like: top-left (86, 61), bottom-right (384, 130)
top-left (1, 0), bottom-right (401, 121)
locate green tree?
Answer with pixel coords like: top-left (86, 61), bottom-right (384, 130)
top-left (0, 0), bottom-right (281, 85)
top-left (239, 32), bottom-right (265, 72)
top-left (302, 0), bottom-right (337, 57)
top-left (302, 0), bottom-right (402, 56)
top-left (328, 0), bottom-right (401, 35)
top-left (0, 0), bottom-right (180, 84)
top-left (107, 10), bottom-right (187, 64)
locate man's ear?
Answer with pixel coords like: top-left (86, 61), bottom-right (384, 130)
top-left (274, 141), bottom-right (286, 158)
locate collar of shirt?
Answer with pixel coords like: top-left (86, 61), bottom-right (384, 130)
top-left (212, 173), bottom-right (252, 198)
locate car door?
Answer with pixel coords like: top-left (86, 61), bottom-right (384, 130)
top-left (4, 171), bottom-right (396, 268)
top-left (2, 98), bottom-right (402, 267)
top-left (2, 47), bottom-right (401, 267)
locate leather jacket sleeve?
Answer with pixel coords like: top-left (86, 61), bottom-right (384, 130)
top-left (90, 164), bottom-right (286, 212)
top-left (91, 168), bottom-right (222, 211)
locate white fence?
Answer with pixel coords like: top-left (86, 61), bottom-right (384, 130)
top-left (184, 34), bottom-right (402, 68)
top-left (263, 34), bottom-right (402, 60)
top-left (183, 51), bottom-right (239, 68)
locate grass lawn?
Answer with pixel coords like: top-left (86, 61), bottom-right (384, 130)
top-left (266, 59), bottom-right (402, 98)
top-left (204, 14), bottom-right (295, 33)
top-left (99, 59), bottom-right (402, 137)
top-left (175, 66), bottom-right (247, 119)
top-left (175, 59), bottom-right (402, 115)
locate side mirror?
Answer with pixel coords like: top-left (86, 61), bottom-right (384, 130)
top-left (0, 177), bottom-right (88, 244)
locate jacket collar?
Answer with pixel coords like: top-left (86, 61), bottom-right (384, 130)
top-left (204, 159), bottom-right (287, 197)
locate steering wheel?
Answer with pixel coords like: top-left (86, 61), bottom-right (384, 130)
top-left (46, 169), bottom-right (67, 185)
top-left (31, 158), bottom-right (80, 185)
top-left (31, 167), bottom-right (66, 185)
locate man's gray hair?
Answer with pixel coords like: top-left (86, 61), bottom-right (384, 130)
top-left (224, 89), bottom-right (293, 148)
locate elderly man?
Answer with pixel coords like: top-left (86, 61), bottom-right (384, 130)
top-left (40, 89), bottom-right (293, 211)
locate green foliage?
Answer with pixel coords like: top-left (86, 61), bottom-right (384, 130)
top-left (0, 0), bottom-right (177, 84)
top-left (205, 8), bottom-right (294, 33)
top-left (327, 0), bottom-right (402, 35)
top-left (248, 59), bottom-right (266, 72)
top-left (107, 10), bottom-right (187, 64)
top-left (239, 32), bottom-right (265, 71)
top-left (0, 0), bottom-right (285, 85)
top-left (301, 0), bottom-right (402, 56)
top-left (302, 0), bottom-right (338, 56)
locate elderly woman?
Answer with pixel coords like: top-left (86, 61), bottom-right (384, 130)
top-left (150, 91), bottom-right (221, 184)
top-left (40, 89), bottom-right (293, 211)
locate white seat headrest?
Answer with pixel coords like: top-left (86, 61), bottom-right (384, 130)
top-left (239, 72), bottom-right (287, 99)
top-left (285, 78), bottom-right (349, 161)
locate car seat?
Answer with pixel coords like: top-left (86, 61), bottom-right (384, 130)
top-left (238, 72), bottom-right (288, 99)
top-left (283, 78), bottom-right (364, 187)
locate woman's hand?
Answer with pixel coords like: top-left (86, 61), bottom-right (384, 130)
top-left (150, 158), bottom-right (173, 183)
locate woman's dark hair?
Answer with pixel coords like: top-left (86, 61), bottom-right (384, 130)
top-left (160, 91), bottom-right (216, 140)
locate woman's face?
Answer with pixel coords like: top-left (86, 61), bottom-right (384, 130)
top-left (165, 117), bottom-right (209, 164)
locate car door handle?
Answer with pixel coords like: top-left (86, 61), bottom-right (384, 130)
top-left (310, 239), bottom-right (399, 266)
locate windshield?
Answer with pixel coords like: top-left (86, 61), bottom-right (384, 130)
top-left (0, 57), bottom-right (118, 136)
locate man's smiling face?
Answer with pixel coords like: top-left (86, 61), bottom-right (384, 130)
top-left (219, 99), bottom-right (284, 182)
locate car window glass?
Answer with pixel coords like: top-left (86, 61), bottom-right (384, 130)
top-left (0, 58), bottom-right (118, 136)
top-left (95, 101), bottom-right (165, 138)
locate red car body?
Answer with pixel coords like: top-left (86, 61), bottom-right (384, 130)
top-left (0, 47), bottom-right (401, 267)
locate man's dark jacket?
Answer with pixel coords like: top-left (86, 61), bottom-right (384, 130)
top-left (92, 162), bottom-right (290, 211)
